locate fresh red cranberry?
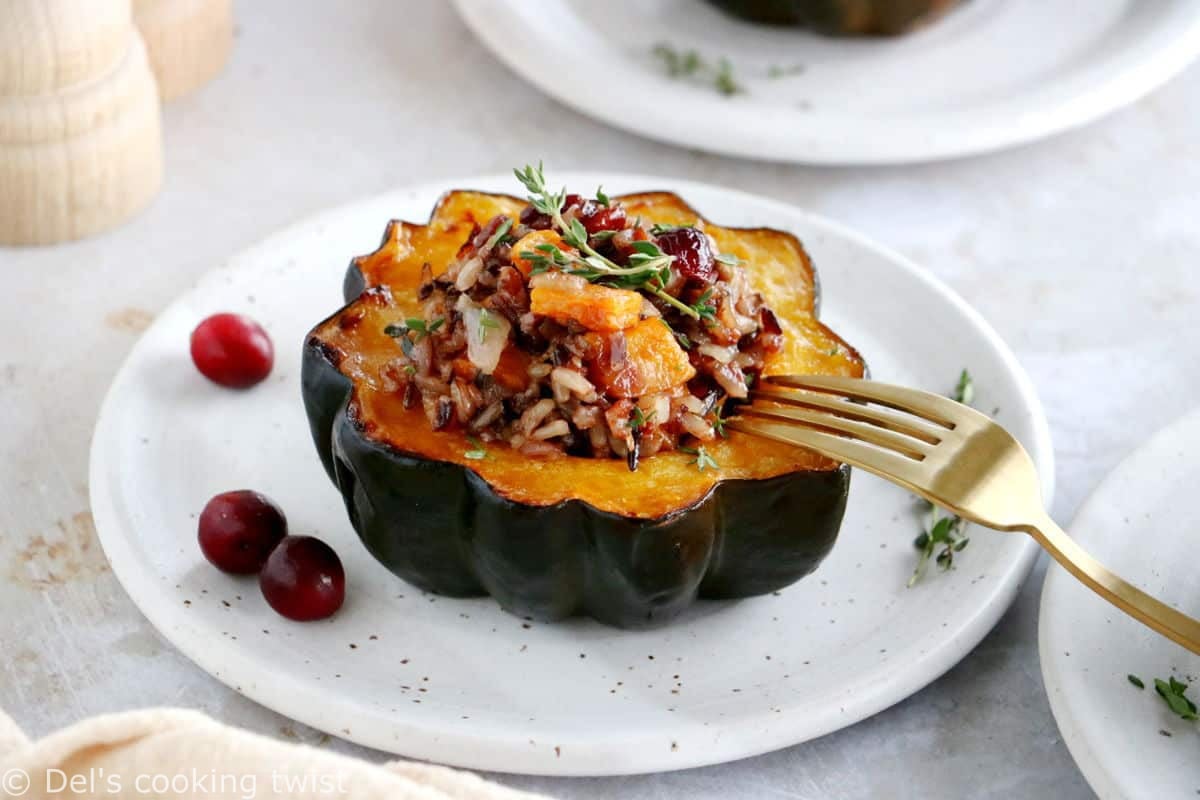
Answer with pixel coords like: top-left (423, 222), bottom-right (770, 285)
top-left (519, 204), bottom-right (552, 230)
top-left (190, 313), bottom-right (274, 388)
top-left (655, 227), bottom-right (717, 284)
top-left (260, 536), bottom-right (345, 621)
top-left (198, 491), bottom-right (287, 574)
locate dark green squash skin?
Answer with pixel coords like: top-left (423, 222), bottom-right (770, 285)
top-left (302, 334), bottom-right (851, 629)
top-left (705, 0), bottom-right (961, 36)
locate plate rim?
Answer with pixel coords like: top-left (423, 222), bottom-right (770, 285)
top-left (89, 172), bottom-right (1055, 775)
top-left (1038, 406), bottom-right (1200, 800)
top-left (451, 0), bottom-right (1200, 165)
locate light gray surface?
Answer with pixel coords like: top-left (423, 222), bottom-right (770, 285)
top-left (2, 2), bottom-right (1198, 797)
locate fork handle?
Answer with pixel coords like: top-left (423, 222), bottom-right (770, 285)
top-left (1026, 515), bottom-right (1200, 655)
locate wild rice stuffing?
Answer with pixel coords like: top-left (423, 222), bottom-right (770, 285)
top-left (379, 166), bottom-right (783, 470)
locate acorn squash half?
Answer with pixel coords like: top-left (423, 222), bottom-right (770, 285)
top-left (303, 189), bottom-right (865, 628)
top-left (705, 0), bottom-right (962, 36)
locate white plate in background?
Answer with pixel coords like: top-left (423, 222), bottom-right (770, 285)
top-left (1041, 408), bottom-right (1200, 799)
top-left (90, 173), bottom-right (1053, 775)
top-left (453, 0), bottom-right (1200, 164)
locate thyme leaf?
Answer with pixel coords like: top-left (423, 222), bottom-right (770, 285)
top-left (711, 405), bottom-right (729, 438)
top-left (464, 436), bottom-right (488, 460)
top-left (630, 406), bottom-right (656, 433)
top-left (484, 218), bottom-right (513, 251)
top-left (477, 308), bottom-right (500, 341)
top-left (653, 44), bottom-right (744, 96)
top-left (1155, 677), bottom-right (1198, 720)
top-left (691, 288), bottom-right (717, 322)
top-left (767, 63), bottom-right (805, 79)
top-left (679, 445), bottom-right (719, 472)
top-left (954, 369), bottom-right (975, 406)
top-left (649, 222), bottom-right (693, 235)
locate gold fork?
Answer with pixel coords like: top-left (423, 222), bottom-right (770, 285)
top-left (729, 374), bottom-right (1200, 656)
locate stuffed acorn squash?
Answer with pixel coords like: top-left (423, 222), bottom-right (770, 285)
top-left (302, 166), bottom-right (864, 628)
top-left (705, 0), bottom-right (962, 36)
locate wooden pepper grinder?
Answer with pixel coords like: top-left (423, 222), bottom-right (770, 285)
top-left (134, 0), bottom-right (233, 101)
top-left (0, 0), bottom-right (164, 245)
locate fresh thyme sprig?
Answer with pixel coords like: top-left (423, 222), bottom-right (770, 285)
top-left (512, 163), bottom-right (702, 319)
top-left (908, 368), bottom-right (977, 586)
top-left (653, 44), bottom-right (744, 96)
top-left (908, 514), bottom-right (969, 587)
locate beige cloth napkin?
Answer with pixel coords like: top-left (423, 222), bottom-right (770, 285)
top-left (0, 707), bottom-right (549, 799)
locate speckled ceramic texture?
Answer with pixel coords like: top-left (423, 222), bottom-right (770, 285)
top-left (1041, 407), bottom-right (1200, 800)
top-left (89, 174), bottom-right (1053, 775)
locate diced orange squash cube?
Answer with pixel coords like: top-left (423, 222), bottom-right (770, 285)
top-left (586, 318), bottom-right (696, 398)
top-left (492, 345), bottom-right (531, 392)
top-left (530, 272), bottom-right (643, 333)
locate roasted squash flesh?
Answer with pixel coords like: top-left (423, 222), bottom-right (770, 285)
top-left (314, 190), bottom-right (862, 518)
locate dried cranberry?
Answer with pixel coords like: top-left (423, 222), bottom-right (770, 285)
top-left (656, 228), bottom-right (717, 284)
top-left (580, 202), bottom-right (627, 234)
top-left (190, 313), bottom-right (274, 388)
top-left (260, 536), bottom-right (345, 621)
top-left (563, 193), bottom-right (626, 235)
top-left (519, 205), bottom-right (552, 230)
top-left (198, 490), bottom-right (287, 574)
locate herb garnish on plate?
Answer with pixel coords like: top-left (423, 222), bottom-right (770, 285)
top-left (652, 44), bottom-right (743, 96)
top-left (908, 369), bottom-right (975, 587)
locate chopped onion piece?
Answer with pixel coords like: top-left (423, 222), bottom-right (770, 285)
top-left (459, 298), bottom-right (511, 375)
top-left (698, 343), bottom-right (738, 364)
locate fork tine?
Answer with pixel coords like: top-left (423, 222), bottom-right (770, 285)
top-left (727, 417), bottom-right (929, 493)
top-left (738, 404), bottom-right (931, 460)
top-left (766, 375), bottom-right (966, 429)
top-left (751, 385), bottom-right (944, 444)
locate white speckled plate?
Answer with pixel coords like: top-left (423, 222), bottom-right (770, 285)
top-left (90, 173), bottom-right (1053, 775)
top-left (1041, 408), bottom-right (1200, 800)
top-left (452, 0), bottom-right (1200, 164)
